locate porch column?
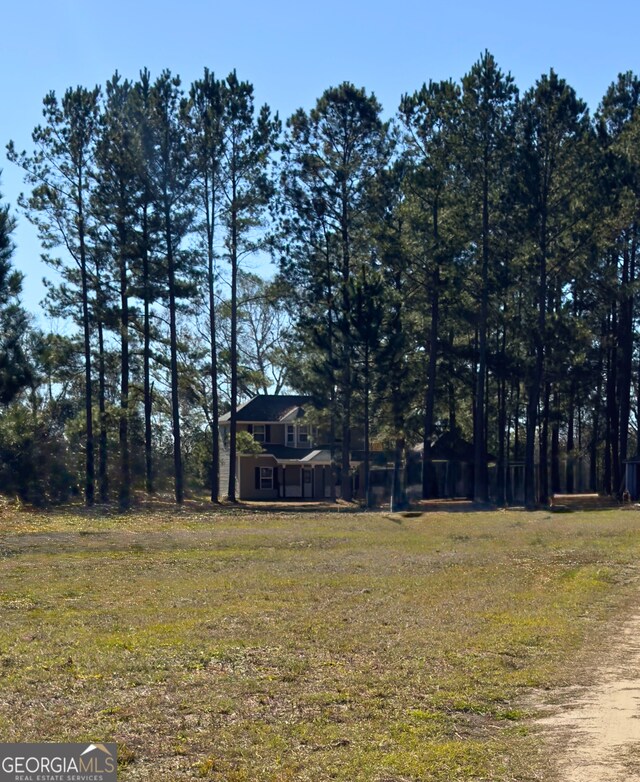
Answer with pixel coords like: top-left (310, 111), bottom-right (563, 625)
top-left (283, 465), bottom-right (286, 499)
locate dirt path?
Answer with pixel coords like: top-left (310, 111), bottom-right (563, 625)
top-left (536, 613), bottom-right (640, 781)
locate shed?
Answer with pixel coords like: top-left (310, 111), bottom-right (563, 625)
top-left (411, 431), bottom-right (496, 499)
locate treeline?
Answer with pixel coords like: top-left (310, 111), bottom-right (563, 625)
top-left (1, 51), bottom-right (639, 508)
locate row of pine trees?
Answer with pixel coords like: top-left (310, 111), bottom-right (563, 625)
top-left (0, 51), bottom-right (639, 508)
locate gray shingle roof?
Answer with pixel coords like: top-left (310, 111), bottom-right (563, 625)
top-left (255, 445), bottom-right (332, 463)
top-left (219, 395), bottom-right (311, 423)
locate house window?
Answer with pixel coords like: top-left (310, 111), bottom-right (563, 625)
top-left (253, 425), bottom-right (265, 443)
top-left (287, 425), bottom-right (295, 445)
top-left (260, 467), bottom-right (273, 489)
top-left (298, 425), bottom-right (309, 444)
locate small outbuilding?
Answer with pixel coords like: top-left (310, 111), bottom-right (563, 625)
top-left (410, 430), bottom-right (496, 499)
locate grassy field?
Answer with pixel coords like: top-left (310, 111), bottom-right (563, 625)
top-left (1, 505), bottom-right (639, 781)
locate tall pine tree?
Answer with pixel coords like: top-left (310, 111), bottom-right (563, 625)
top-left (9, 86), bottom-right (101, 505)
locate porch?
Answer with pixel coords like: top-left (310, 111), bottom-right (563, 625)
top-left (238, 453), bottom-right (335, 500)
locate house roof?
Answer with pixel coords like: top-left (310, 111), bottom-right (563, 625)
top-left (350, 450), bottom-right (393, 467)
top-left (430, 431), bottom-right (476, 461)
top-left (219, 395), bottom-right (311, 423)
top-left (413, 431), bottom-right (496, 463)
top-left (243, 444), bottom-right (370, 466)
top-left (247, 445), bottom-right (332, 464)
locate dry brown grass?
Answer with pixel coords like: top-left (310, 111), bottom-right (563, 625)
top-left (1, 506), bottom-right (639, 780)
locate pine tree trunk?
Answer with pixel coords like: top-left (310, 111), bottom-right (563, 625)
top-left (118, 220), bottom-right (131, 510)
top-left (422, 265), bottom-right (439, 500)
top-left (447, 328), bottom-right (457, 435)
top-left (524, 392), bottom-right (538, 509)
top-left (473, 166), bottom-right (489, 503)
top-left (618, 238), bottom-right (634, 495)
top-left (525, 206), bottom-right (547, 509)
top-left (496, 325), bottom-right (507, 506)
top-left (78, 181), bottom-right (94, 506)
top-left (227, 198), bottom-right (238, 502)
top-left (566, 388), bottom-right (575, 494)
top-left (539, 381), bottom-right (550, 504)
top-left (513, 379), bottom-right (520, 460)
top-left (591, 343), bottom-right (603, 493)
top-left (606, 306), bottom-right (620, 495)
top-left (496, 379), bottom-right (507, 506)
top-left (98, 319), bottom-right (109, 504)
top-left (590, 431), bottom-right (599, 493)
top-left (327, 266), bottom-right (337, 503)
top-left (637, 356), bottom-right (640, 458)
top-left (341, 387), bottom-right (352, 502)
top-left (363, 342), bottom-right (371, 508)
top-left (391, 436), bottom-right (406, 511)
top-left (340, 185), bottom-right (352, 503)
top-left (551, 390), bottom-right (560, 495)
top-left (165, 203), bottom-right (184, 505)
top-left (206, 181), bottom-right (220, 503)
top-left (142, 203), bottom-right (154, 495)
top-left (603, 316), bottom-right (614, 495)
top-left (329, 387), bottom-right (337, 503)
top-left (506, 380), bottom-right (515, 504)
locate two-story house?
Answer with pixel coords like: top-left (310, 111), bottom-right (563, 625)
top-left (219, 395), bottom-right (339, 500)
top-left (219, 395), bottom-right (501, 504)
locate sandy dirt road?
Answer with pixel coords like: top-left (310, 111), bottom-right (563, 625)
top-left (536, 613), bottom-right (640, 781)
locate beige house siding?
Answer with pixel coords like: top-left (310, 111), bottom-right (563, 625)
top-left (236, 457), bottom-right (332, 500)
top-left (267, 425), bottom-right (286, 445)
top-left (237, 423), bottom-right (286, 445)
top-left (239, 455), bottom-right (279, 500)
top-left (218, 433), bottom-right (231, 500)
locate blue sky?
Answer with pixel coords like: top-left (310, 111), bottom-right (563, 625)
top-left (2, 0), bottom-right (639, 315)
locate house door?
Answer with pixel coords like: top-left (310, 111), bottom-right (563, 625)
top-left (303, 467), bottom-right (313, 498)
top-left (286, 466), bottom-right (302, 497)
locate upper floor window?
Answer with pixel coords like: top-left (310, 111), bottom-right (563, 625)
top-left (298, 425), bottom-right (309, 444)
top-left (287, 425), bottom-right (295, 445)
top-left (253, 424), bottom-right (266, 443)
